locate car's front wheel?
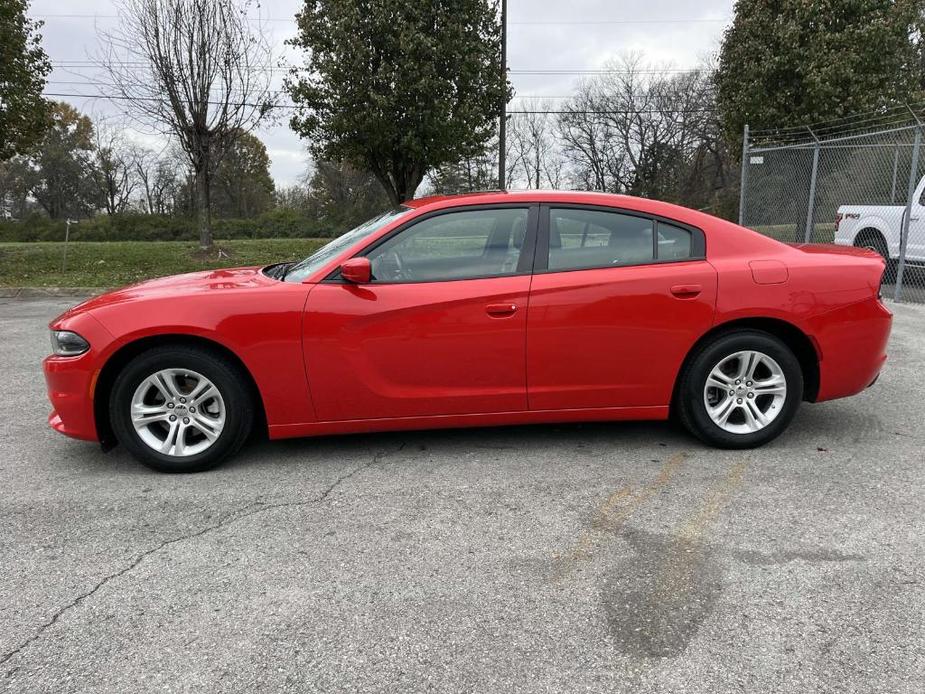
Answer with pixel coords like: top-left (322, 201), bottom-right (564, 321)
top-left (110, 346), bottom-right (254, 472)
top-left (676, 330), bottom-right (803, 449)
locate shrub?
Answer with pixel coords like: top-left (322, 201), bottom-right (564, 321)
top-left (0, 211), bottom-right (345, 242)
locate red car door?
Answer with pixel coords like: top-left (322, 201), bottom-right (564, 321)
top-left (303, 205), bottom-right (537, 422)
top-left (527, 205), bottom-right (717, 411)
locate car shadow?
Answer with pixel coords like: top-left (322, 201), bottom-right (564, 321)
top-left (226, 419), bottom-right (695, 470)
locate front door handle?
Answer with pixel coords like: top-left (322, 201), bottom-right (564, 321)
top-left (486, 303), bottom-right (518, 317)
top-left (670, 284), bottom-right (702, 299)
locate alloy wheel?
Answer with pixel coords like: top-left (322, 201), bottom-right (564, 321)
top-left (130, 368), bottom-right (226, 457)
top-left (703, 350), bottom-right (787, 435)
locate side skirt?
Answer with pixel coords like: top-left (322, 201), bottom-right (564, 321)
top-left (268, 405), bottom-right (669, 440)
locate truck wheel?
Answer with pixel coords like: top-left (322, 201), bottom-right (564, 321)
top-left (854, 231), bottom-right (897, 282)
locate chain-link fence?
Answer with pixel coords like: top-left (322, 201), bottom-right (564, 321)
top-left (740, 109), bottom-right (925, 303)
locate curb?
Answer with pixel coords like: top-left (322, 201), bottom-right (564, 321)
top-left (0, 287), bottom-right (106, 299)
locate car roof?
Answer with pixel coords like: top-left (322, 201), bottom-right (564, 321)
top-left (405, 189), bottom-right (628, 209)
top-left (405, 189), bottom-right (711, 226)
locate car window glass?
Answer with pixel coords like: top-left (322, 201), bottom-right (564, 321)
top-left (548, 208), bottom-right (654, 271)
top-left (369, 208), bottom-right (529, 282)
top-left (657, 222), bottom-right (693, 260)
top-left (284, 208), bottom-right (409, 282)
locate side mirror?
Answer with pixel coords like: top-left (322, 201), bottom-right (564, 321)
top-left (341, 257), bottom-right (372, 284)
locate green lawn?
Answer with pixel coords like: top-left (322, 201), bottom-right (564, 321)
top-left (0, 225), bottom-right (846, 289)
top-left (0, 239), bottom-right (327, 287)
top-left (749, 223), bottom-right (836, 244)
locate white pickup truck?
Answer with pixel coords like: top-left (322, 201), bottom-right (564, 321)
top-left (835, 176), bottom-right (925, 278)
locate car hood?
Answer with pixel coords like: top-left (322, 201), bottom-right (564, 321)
top-left (56, 266), bottom-right (273, 320)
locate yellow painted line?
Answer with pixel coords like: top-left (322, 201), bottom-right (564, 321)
top-left (553, 452), bottom-right (686, 581)
top-left (654, 461), bottom-right (748, 603)
top-left (677, 461), bottom-right (748, 542)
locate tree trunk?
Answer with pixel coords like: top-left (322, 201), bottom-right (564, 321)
top-left (373, 171), bottom-right (401, 207)
top-left (374, 167), bottom-right (424, 207)
top-left (395, 167), bottom-right (424, 204)
top-left (195, 167), bottom-right (213, 249)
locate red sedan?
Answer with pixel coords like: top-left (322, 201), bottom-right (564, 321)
top-left (44, 191), bottom-right (892, 472)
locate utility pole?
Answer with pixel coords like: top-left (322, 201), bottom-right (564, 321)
top-left (498, 0), bottom-right (507, 190)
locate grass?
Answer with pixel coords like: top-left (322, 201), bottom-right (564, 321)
top-left (0, 224), bottom-right (846, 288)
top-left (0, 239), bottom-right (327, 288)
top-left (749, 223), bottom-right (836, 244)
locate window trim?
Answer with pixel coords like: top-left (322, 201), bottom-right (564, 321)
top-left (324, 203), bottom-right (540, 284)
top-left (534, 203), bottom-right (707, 274)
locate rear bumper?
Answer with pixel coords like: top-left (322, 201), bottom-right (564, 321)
top-left (812, 297), bottom-right (892, 402)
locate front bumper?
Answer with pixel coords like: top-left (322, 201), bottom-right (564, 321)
top-left (44, 354), bottom-right (99, 441)
top-left (42, 312), bottom-right (115, 443)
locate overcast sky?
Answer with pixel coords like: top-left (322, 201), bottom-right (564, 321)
top-left (30, 0), bottom-right (734, 187)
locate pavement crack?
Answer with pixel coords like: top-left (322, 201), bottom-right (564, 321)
top-left (318, 442), bottom-right (404, 502)
top-left (1, 442), bottom-right (405, 673)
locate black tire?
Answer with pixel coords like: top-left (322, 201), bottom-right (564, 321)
top-left (855, 230), bottom-right (897, 283)
top-left (110, 346), bottom-right (254, 473)
top-left (676, 330), bottom-right (803, 449)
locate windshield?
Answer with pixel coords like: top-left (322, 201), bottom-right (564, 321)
top-left (284, 208), bottom-right (410, 282)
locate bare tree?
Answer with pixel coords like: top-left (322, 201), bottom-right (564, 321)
top-left (427, 135), bottom-right (500, 194)
top-left (556, 54), bottom-right (726, 206)
top-left (135, 146), bottom-right (183, 215)
top-left (558, 82), bottom-right (626, 192)
top-left (507, 100), bottom-right (566, 189)
top-left (100, 0), bottom-right (275, 247)
top-left (93, 120), bottom-right (140, 215)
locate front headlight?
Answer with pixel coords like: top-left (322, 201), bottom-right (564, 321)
top-left (51, 330), bottom-right (90, 356)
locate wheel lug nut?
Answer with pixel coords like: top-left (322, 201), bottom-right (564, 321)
top-left (735, 380), bottom-right (741, 385)
top-left (169, 415), bottom-right (176, 422)
top-left (167, 403), bottom-right (174, 409)
top-left (728, 389), bottom-right (735, 396)
top-left (189, 406), bottom-right (195, 413)
top-left (746, 381), bottom-right (753, 387)
top-left (737, 398), bottom-right (743, 404)
top-left (179, 397), bottom-right (187, 403)
top-left (183, 417), bottom-right (190, 424)
top-left (747, 393), bottom-right (755, 399)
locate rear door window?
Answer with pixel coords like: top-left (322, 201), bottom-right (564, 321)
top-left (547, 208), bottom-right (655, 271)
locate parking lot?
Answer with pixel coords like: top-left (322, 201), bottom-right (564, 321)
top-left (2, 296), bottom-right (924, 693)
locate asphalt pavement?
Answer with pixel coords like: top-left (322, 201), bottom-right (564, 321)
top-left (2, 297), bottom-right (924, 693)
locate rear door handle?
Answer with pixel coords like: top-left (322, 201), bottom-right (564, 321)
top-left (486, 303), bottom-right (518, 317)
top-left (670, 284), bottom-right (702, 298)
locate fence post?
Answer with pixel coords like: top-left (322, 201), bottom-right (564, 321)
top-left (894, 127), bottom-right (921, 302)
top-left (804, 128), bottom-right (820, 243)
top-left (738, 124), bottom-right (749, 226)
top-left (890, 145), bottom-right (900, 203)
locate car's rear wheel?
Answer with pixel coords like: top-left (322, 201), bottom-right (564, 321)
top-left (110, 346), bottom-right (254, 472)
top-left (676, 330), bottom-right (803, 449)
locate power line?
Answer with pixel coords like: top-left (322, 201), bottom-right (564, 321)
top-left (43, 82), bottom-right (708, 101)
top-left (510, 109), bottom-right (716, 115)
top-left (33, 13), bottom-right (730, 26)
top-left (510, 69), bottom-right (704, 75)
top-left (50, 61), bottom-right (707, 77)
top-left (511, 18), bottom-right (728, 25)
top-left (41, 91), bottom-right (716, 116)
